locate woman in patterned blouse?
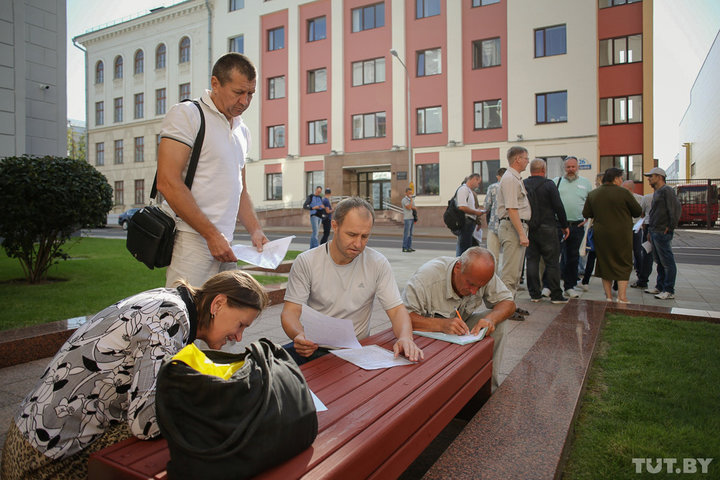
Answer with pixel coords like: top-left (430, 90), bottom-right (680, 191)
top-left (1, 270), bottom-right (269, 480)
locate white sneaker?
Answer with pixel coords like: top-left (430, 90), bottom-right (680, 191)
top-left (644, 287), bottom-right (660, 294)
top-left (655, 291), bottom-right (675, 300)
top-left (564, 288), bottom-right (580, 298)
top-left (579, 283), bottom-right (590, 292)
top-left (541, 288), bottom-right (551, 298)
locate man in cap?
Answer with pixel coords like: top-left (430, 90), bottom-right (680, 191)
top-left (643, 167), bottom-right (681, 300)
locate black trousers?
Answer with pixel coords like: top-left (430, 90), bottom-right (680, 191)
top-left (526, 225), bottom-right (563, 300)
top-left (560, 223), bottom-right (584, 291)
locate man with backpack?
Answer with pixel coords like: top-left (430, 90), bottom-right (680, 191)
top-left (303, 186), bottom-right (325, 249)
top-left (523, 159), bottom-right (569, 304)
top-left (455, 173), bottom-right (485, 256)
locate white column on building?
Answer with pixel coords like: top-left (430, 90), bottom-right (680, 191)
top-left (446, 0), bottom-right (463, 145)
top-left (390, 0), bottom-right (406, 151)
top-left (287, 5), bottom-right (299, 157)
top-left (330, 0), bottom-right (344, 153)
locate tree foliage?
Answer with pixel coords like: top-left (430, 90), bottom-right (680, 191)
top-left (0, 155), bottom-right (113, 283)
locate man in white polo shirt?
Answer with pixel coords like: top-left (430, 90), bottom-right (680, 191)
top-left (158, 53), bottom-right (267, 287)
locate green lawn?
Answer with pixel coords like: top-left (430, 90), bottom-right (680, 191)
top-left (563, 314), bottom-right (720, 479)
top-left (0, 237), bottom-right (293, 331)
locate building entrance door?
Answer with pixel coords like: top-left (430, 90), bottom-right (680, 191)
top-left (356, 171), bottom-right (391, 209)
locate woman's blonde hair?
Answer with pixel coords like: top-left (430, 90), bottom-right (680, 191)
top-left (178, 271), bottom-right (269, 330)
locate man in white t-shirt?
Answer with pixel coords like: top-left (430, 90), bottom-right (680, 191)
top-left (281, 197), bottom-right (424, 364)
top-left (158, 53), bottom-right (267, 288)
top-left (455, 173), bottom-right (484, 256)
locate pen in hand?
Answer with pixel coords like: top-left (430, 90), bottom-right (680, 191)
top-left (455, 309), bottom-right (470, 335)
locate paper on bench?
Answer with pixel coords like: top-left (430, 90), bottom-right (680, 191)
top-left (309, 389), bottom-right (327, 412)
top-left (301, 304), bottom-right (362, 350)
top-left (231, 235), bottom-right (295, 269)
top-left (413, 328), bottom-right (487, 345)
top-left (330, 345), bottom-right (415, 370)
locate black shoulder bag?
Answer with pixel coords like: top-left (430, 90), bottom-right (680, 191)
top-left (126, 100), bottom-right (205, 269)
top-left (156, 339), bottom-right (319, 480)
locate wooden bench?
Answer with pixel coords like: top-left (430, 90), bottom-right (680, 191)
top-left (88, 328), bottom-right (493, 479)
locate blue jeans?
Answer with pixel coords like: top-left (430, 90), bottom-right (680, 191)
top-left (402, 219), bottom-right (414, 249)
top-left (456, 220), bottom-right (476, 256)
top-left (310, 214), bottom-right (321, 248)
top-left (651, 231), bottom-right (677, 294)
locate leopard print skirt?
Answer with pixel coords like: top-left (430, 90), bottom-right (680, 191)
top-left (1, 421), bottom-right (132, 480)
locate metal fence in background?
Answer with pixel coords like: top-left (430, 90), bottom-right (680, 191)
top-left (665, 178), bottom-right (720, 229)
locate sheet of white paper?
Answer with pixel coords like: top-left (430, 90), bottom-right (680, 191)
top-left (633, 217), bottom-right (644, 232)
top-left (413, 328), bottom-right (487, 345)
top-left (301, 305), bottom-right (362, 350)
top-left (642, 240), bottom-right (653, 254)
top-left (231, 235), bottom-right (295, 269)
top-left (473, 228), bottom-right (483, 244)
top-left (330, 345), bottom-right (415, 370)
top-left (309, 389), bottom-right (327, 412)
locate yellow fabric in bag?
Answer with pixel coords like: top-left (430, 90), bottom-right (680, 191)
top-left (171, 343), bottom-right (245, 380)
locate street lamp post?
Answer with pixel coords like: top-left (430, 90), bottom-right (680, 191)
top-left (390, 49), bottom-right (413, 192)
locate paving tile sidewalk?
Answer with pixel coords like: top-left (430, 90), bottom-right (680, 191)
top-left (2, 228), bottom-right (719, 452)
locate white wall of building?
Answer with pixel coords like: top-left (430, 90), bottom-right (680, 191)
top-left (679, 31), bottom-right (720, 179)
top-left (0, 0), bottom-right (67, 158)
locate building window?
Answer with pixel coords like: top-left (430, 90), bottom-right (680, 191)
top-left (472, 0), bottom-right (500, 6)
top-left (96, 142), bottom-right (104, 166)
top-left (417, 106), bottom-right (442, 134)
top-left (95, 101), bottom-right (104, 126)
top-left (229, 35), bottom-right (244, 53)
top-left (268, 27), bottom-right (284, 51)
top-left (599, 0), bottom-right (642, 8)
top-left (351, 3), bottom-right (385, 32)
top-left (268, 76), bottom-right (285, 99)
top-left (535, 25), bottom-right (566, 58)
top-left (134, 93), bottom-right (144, 119)
top-left (95, 60), bottom-right (104, 84)
top-left (113, 55), bottom-right (123, 79)
top-left (113, 97), bottom-right (123, 123)
top-left (114, 181), bottom-right (124, 206)
top-left (308, 119), bottom-right (328, 145)
top-left (266, 173), bottom-right (282, 200)
top-left (599, 34), bottom-right (642, 66)
top-left (306, 171), bottom-right (324, 196)
top-left (179, 83), bottom-right (191, 101)
top-left (134, 50), bottom-right (144, 74)
top-left (352, 111), bottom-right (386, 139)
top-left (474, 99), bottom-right (502, 129)
top-left (229, 0), bottom-right (244, 11)
top-left (268, 125), bottom-right (285, 148)
top-left (472, 159), bottom-right (500, 194)
top-left (416, 163), bottom-right (439, 195)
top-left (536, 91), bottom-right (567, 124)
top-left (308, 16), bottom-right (326, 42)
top-left (134, 136), bottom-right (144, 162)
top-left (352, 57), bottom-right (385, 86)
top-left (156, 44), bottom-right (166, 69)
top-left (417, 48), bottom-right (441, 76)
top-left (308, 68), bottom-right (327, 93)
top-left (600, 95), bottom-right (642, 125)
top-left (135, 179), bottom-right (145, 205)
top-left (600, 154), bottom-right (643, 182)
top-left (156, 88), bottom-right (166, 115)
top-left (114, 139), bottom-right (123, 164)
top-left (179, 36), bottom-right (191, 63)
top-left (416, 0), bottom-right (440, 19)
top-left (472, 38), bottom-right (501, 68)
